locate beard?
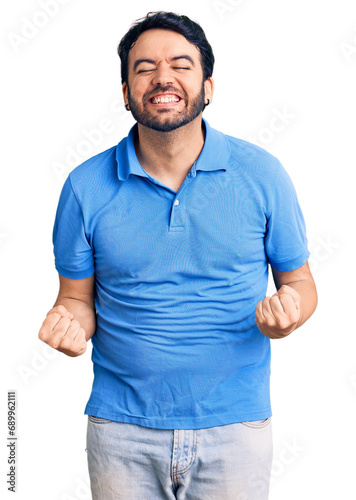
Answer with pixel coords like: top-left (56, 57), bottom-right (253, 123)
top-left (126, 81), bottom-right (206, 133)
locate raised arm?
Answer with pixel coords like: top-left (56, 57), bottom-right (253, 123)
top-left (38, 274), bottom-right (96, 357)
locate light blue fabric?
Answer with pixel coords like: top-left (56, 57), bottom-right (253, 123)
top-left (53, 118), bottom-right (310, 429)
top-left (86, 415), bottom-right (273, 499)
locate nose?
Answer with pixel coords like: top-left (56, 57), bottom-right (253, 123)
top-left (151, 62), bottom-right (174, 87)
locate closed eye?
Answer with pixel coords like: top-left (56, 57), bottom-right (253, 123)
top-left (137, 67), bottom-right (190, 73)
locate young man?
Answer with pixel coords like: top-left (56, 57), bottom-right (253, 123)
top-left (39, 11), bottom-right (317, 500)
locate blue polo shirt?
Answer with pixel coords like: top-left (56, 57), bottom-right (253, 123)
top-left (53, 118), bottom-right (309, 429)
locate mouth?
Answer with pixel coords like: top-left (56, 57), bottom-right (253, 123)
top-left (149, 93), bottom-right (183, 106)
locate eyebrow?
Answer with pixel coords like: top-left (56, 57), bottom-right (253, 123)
top-left (133, 55), bottom-right (195, 72)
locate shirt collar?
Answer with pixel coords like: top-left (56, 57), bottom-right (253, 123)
top-left (116, 117), bottom-right (231, 181)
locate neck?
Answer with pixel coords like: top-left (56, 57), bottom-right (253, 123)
top-left (134, 115), bottom-right (205, 180)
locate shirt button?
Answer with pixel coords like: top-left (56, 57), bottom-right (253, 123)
top-left (174, 199), bottom-right (179, 206)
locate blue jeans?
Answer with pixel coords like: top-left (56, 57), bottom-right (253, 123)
top-left (86, 416), bottom-right (273, 499)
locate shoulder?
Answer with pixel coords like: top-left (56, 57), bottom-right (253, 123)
top-left (211, 128), bottom-right (295, 214)
top-left (225, 132), bottom-right (281, 174)
top-left (68, 145), bottom-right (117, 185)
top-left (59, 144), bottom-right (120, 214)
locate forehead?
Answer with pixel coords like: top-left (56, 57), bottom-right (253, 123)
top-left (128, 28), bottom-right (202, 66)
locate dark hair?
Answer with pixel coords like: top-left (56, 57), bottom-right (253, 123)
top-left (117, 11), bottom-right (215, 85)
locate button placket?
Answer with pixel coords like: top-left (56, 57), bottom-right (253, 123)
top-left (170, 196), bottom-right (184, 230)
top-left (169, 175), bottom-right (193, 231)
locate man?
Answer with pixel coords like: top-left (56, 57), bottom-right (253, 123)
top-left (38, 11), bottom-right (317, 500)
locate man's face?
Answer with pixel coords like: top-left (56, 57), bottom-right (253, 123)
top-left (122, 29), bottom-right (213, 133)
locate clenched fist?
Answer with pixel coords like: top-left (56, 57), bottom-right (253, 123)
top-left (255, 285), bottom-right (301, 339)
top-left (38, 304), bottom-right (87, 357)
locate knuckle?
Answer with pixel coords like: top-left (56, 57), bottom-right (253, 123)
top-left (77, 343), bottom-right (87, 355)
top-left (291, 312), bottom-right (300, 323)
top-left (279, 318), bottom-right (290, 330)
top-left (38, 328), bottom-right (47, 341)
top-left (50, 333), bottom-right (65, 349)
top-left (51, 339), bottom-right (60, 350)
top-left (276, 319), bottom-right (285, 329)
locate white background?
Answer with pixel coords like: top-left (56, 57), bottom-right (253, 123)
top-left (1, 0), bottom-right (356, 498)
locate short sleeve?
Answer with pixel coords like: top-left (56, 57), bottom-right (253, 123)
top-left (52, 176), bottom-right (95, 279)
top-left (265, 163), bottom-right (310, 271)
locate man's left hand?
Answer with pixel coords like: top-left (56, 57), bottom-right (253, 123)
top-left (255, 285), bottom-right (301, 339)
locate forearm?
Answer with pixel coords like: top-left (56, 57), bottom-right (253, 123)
top-left (53, 296), bottom-right (96, 341)
top-left (280, 278), bottom-right (317, 329)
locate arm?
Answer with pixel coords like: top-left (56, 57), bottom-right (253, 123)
top-left (255, 261), bottom-right (317, 339)
top-left (38, 274), bottom-right (96, 356)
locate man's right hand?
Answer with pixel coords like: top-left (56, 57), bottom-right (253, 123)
top-left (38, 304), bottom-right (87, 357)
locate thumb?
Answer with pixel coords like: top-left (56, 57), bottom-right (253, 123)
top-left (277, 285), bottom-right (301, 307)
top-left (53, 304), bottom-right (75, 319)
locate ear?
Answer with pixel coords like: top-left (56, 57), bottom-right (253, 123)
top-left (204, 77), bottom-right (214, 105)
top-left (122, 82), bottom-right (128, 105)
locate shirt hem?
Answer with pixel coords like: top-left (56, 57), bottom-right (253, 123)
top-left (84, 405), bottom-right (272, 430)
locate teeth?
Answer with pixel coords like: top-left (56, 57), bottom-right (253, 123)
top-left (152, 96), bottom-right (180, 104)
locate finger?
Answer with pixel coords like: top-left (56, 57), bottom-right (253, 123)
top-left (72, 328), bottom-right (87, 347)
top-left (41, 312), bottom-right (63, 333)
top-left (256, 297), bottom-right (280, 327)
top-left (279, 293), bottom-right (297, 312)
top-left (255, 300), bottom-right (264, 323)
top-left (48, 316), bottom-right (73, 348)
top-left (59, 323), bottom-right (84, 351)
top-left (42, 306), bottom-right (74, 332)
top-left (39, 315), bottom-right (70, 343)
top-left (269, 295), bottom-right (285, 319)
top-left (279, 294), bottom-right (300, 323)
top-left (261, 297), bottom-right (274, 321)
top-left (62, 328), bottom-right (87, 357)
top-left (62, 319), bottom-right (81, 340)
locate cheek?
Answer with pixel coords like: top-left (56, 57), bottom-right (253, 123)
top-left (127, 87), bottom-right (144, 105)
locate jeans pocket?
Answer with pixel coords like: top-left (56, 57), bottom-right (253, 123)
top-left (88, 415), bottom-right (112, 424)
top-left (241, 417), bottom-right (271, 429)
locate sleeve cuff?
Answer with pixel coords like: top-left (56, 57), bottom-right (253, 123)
top-left (268, 248), bottom-right (310, 272)
top-left (55, 263), bottom-right (95, 279)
